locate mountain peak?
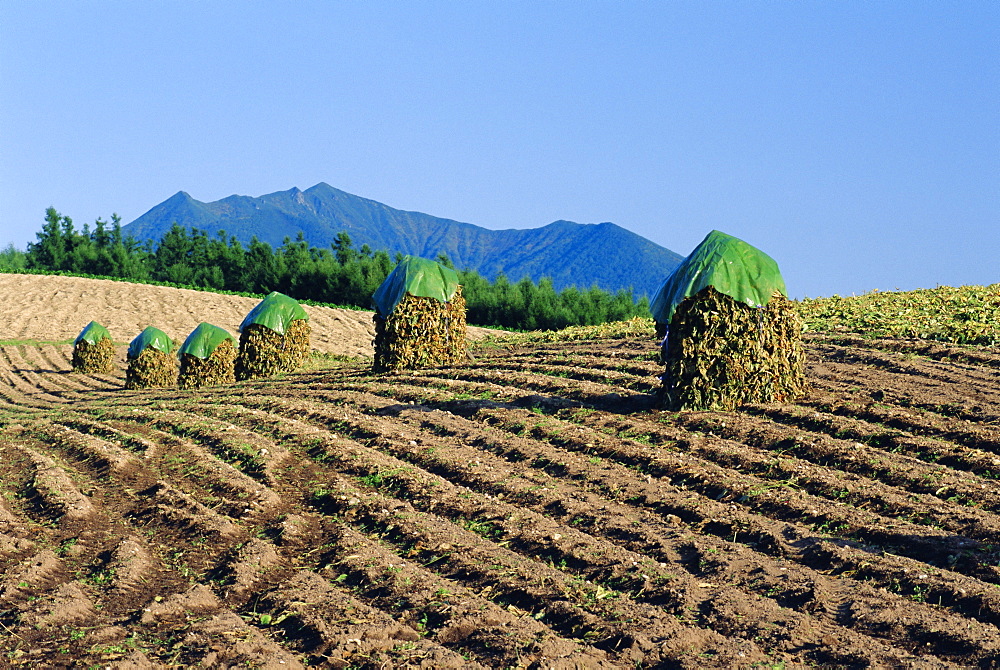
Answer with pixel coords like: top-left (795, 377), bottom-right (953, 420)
top-left (123, 185), bottom-right (683, 296)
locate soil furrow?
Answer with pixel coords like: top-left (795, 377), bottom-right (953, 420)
top-left (806, 333), bottom-right (1000, 369)
top-left (811, 355), bottom-right (1000, 418)
top-left (812, 342), bottom-right (1000, 387)
top-left (87, 406), bottom-right (289, 489)
top-left (217, 394), bottom-right (952, 668)
top-left (258, 570), bottom-right (488, 669)
top-left (743, 402), bottom-right (1000, 491)
top-left (659, 412), bottom-right (1000, 537)
top-left (500, 350), bottom-right (664, 380)
top-left (0, 349), bottom-right (60, 407)
top-left (464, 359), bottom-right (659, 392)
top-left (3, 345), bottom-right (87, 401)
top-left (31, 422), bottom-right (144, 478)
top-left (3, 283), bottom-right (1000, 667)
top-left (302, 378), bottom-right (995, 576)
top-left (197, 397), bottom-right (788, 665)
top-left (798, 397), bottom-right (1000, 456)
top-left (310, 391), bottom-right (1000, 661)
top-left (314, 487), bottom-right (769, 668)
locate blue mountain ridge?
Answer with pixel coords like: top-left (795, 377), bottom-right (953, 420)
top-left (122, 183), bottom-right (684, 297)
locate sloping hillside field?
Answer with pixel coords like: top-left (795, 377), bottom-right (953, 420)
top-left (3, 279), bottom-right (1000, 667)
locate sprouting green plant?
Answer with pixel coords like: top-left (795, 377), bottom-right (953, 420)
top-left (56, 537), bottom-right (79, 556)
top-left (357, 467), bottom-right (407, 490)
top-left (87, 566), bottom-right (116, 587)
top-left (463, 518), bottom-right (504, 540)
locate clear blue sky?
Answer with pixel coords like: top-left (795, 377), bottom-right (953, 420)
top-left (2, 1), bottom-right (997, 298)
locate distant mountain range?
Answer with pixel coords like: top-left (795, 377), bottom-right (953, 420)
top-left (122, 183), bottom-right (683, 297)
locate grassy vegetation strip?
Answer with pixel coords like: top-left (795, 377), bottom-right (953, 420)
top-left (488, 283), bottom-right (1000, 348)
top-left (485, 317), bottom-right (658, 344)
top-left (797, 284), bottom-right (1000, 345)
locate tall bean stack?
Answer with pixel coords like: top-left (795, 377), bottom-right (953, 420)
top-left (126, 348), bottom-right (177, 389)
top-left (72, 321), bottom-right (116, 374)
top-left (662, 286), bottom-right (806, 410)
top-left (373, 285), bottom-right (467, 373)
top-left (236, 319), bottom-right (311, 381)
top-left (179, 339), bottom-right (237, 389)
top-left (72, 339), bottom-right (116, 374)
top-left (125, 326), bottom-right (176, 389)
top-left (177, 323), bottom-right (237, 389)
top-left (235, 291), bottom-right (311, 381)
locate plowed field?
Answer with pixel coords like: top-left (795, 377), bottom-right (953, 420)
top-left (3, 279), bottom-right (1000, 667)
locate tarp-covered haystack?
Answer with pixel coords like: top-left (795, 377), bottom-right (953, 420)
top-left (72, 321), bottom-right (116, 374)
top-left (372, 256), bottom-right (467, 373)
top-left (177, 323), bottom-right (236, 389)
top-left (652, 230), bottom-right (806, 411)
top-left (125, 327), bottom-right (177, 389)
top-left (235, 292), bottom-right (311, 381)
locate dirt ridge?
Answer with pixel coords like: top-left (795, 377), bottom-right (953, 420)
top-left (1, 275), bottom-right (1000, 666)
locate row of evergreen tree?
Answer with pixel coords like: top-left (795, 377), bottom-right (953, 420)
top-left (0, 208), bottom-right (651, 331)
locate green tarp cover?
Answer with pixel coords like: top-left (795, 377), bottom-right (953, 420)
top-left (372, 255), bottom-right (460, 317)
top-left (128, 327), bottom-right (173, 359)
top-left (178, 322), bottom-right (235, 360)
top-left (239, 292), bottom-right (309, 335)
top-left (74, 321), bottom-right (111, 346)
top-left (651, 230), bottom-right (787, 326)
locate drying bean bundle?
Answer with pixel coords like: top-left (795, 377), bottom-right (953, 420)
top-left (662, 286), bottom-right (806, 411)
top-left (373, 285), bottom-right (467, 373)
top-left (179, 338), bottom-right (237, 389)
top-left (236, 318), bottom-right (311, 381)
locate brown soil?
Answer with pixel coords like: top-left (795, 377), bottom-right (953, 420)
top-left (0, 273), bottom-right (492, 359)
top-left (2, 275), bottom-right (1000, 667)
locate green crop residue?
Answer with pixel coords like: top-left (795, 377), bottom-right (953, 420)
top-left (798, 284), bottom-right (1000, 345)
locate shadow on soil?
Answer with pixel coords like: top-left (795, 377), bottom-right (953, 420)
top-left (374, 390), bottom-right (658, 420)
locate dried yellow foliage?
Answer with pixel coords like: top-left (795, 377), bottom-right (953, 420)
top-left (72, 338), bottom-right (116, 374)
top-left (373, 287), bottom-right (467, 373)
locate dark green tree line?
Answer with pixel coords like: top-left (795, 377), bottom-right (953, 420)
top-left (18, 208), bottom-right (650, 330)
